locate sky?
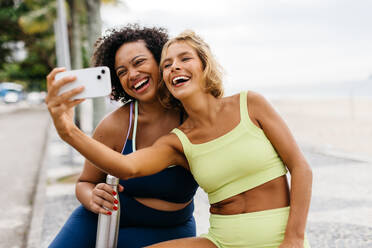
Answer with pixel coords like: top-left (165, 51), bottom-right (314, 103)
top-left (101, 0), bottom-right (372, 95)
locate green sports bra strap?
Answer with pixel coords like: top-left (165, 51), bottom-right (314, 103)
top-left (171, 128), bottom-right (192, 155)
top-left (239, 91), bottom-right (250, 124)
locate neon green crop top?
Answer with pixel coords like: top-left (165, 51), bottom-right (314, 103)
top-left (171, 91), bottom-right (287, 204)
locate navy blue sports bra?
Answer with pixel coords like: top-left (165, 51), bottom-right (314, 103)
top-left (119, 101), bottom-right (198, 203)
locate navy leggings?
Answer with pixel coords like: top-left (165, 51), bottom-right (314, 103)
top-left (49, 193), bottom-right (196, 247)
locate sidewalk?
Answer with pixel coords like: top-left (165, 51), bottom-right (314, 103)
top-left (32, 124), bottom-right (372, 247)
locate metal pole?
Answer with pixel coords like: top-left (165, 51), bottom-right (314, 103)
top-left (55, 0), bottom-right (74, 163)
top-left (56, 0), bottom-right (71, 70)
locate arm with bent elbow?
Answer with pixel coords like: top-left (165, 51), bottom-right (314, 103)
top-left (248, 91), bottom-right (312, 248)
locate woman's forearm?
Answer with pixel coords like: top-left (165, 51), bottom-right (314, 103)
top-left (284, 164), bottom-right (313, 240)
top-left (75, 181), bottom-right (95, 211)
top-left (62, 126), bottom-right (137, 180)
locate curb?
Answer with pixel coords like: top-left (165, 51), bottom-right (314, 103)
top-left (26, 120), bottom-right (51, 248)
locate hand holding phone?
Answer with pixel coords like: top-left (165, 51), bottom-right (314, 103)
top-left (55, 66), bottom-right (111, 100)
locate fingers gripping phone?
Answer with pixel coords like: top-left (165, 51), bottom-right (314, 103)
top-left (56, 66), bottom-right (112, 100)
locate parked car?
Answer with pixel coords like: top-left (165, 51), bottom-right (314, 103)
top-left (0, 82), bottom-right (25, 104)
top-left (27, 91), bottom-right (46, 105)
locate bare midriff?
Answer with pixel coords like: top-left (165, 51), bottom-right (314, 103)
top-left (210, 175), bottom-right (290, 215)
top-left (134, 197), bottom-right (192, 211)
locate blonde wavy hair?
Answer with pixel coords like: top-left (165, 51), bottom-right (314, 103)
top-left (158, 30), bottom-right (224, 109)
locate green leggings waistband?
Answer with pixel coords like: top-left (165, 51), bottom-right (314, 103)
top-left (202, 206), bottom-right (310, 248)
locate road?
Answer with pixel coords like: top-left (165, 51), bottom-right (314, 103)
top-left (0, 108), bottom-right (49, 248)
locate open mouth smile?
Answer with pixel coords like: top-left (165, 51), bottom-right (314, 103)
top-left (172, 76), bottom-right (190, 87)
top-left (133, 77), bottom-right (150, 93)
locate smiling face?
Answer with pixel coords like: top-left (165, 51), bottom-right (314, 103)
top-left (114, 40), bottom-right (160, 102)
top-left (161, 41), bottom-right (204, 100)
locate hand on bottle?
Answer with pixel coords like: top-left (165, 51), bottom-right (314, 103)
top-left (90, 183), bottom-right (124, 215)
top-left (45, 67), bottom-right (85, 139)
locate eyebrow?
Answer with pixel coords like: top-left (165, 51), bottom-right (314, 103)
top-left (115, 55), bottom-right (145, 71)
top-left (162, 51), bottom-right (192, 65)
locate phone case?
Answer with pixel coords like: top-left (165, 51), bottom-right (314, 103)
top-left (56, 66), bottom-right (111, 100)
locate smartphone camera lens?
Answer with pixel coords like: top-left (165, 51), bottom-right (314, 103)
top-left (101, 69), bottom-right (105, 74)
top-left (97, 75), bottom-right (101, 80)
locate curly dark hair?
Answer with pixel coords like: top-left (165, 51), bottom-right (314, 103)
top-left (91, 24), bottom-right (169, 103)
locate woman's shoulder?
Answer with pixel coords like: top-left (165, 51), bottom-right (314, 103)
top-left (93, 103), bottom-right (131, 142)
top-left (221, 91), bottom-right (271, 123)
top-left (228, 90), bottom-right (266, 103)
top-left (154, 132), bottom-right (188, 161)
top-left (245, 90), bottom-right (271, 109)
top-left (244, 90), bottom-right (277, 122)
top-left (224, 90), bottom-right (268, 110)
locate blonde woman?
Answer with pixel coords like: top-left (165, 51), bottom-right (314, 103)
top-left (46, 30), bottom-right (312, 248)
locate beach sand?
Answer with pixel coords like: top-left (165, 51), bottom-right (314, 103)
top-left (270, 97), bottom-right (372, 247)
top-left (271, 97), bottom-right (372, 160)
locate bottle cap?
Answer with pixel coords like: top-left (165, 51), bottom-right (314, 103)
top-left (106, 175), bottom-right (119, 185)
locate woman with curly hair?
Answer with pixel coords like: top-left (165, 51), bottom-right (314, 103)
top-left (46, 30), bottom-right (312, 247)
top-left (48, 24), bottom-right (198, 248)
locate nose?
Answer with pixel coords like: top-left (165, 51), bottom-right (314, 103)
top-left (170, 61), bottom-right (181, 72)
top-left (128, 67), bottom-right (140, 81)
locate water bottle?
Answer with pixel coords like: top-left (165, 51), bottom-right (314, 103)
top-left (95, 175), bottom-right (120, 248)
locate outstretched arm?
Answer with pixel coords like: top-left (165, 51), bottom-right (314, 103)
top-left (64, 128), bottom-right (182, 179)
top-left (248, 91), bottom-right (312, 247)
top-left (46, 68), bottom-right (184, 181)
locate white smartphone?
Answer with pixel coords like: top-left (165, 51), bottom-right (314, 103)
top-left (55, 66), bottom-right (112, 100)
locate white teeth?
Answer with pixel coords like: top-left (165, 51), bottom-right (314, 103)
top-left (134, 78), bottom-right (149, 89)
top-left (172, 76), bottom-right (190, 85)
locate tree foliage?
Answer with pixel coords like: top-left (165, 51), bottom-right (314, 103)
top-left (1, 0), bottom-right (119, 91)
top-left (0, 0), bottom-right (57, 90)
